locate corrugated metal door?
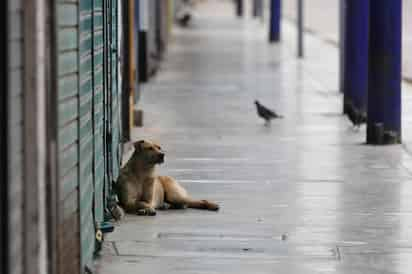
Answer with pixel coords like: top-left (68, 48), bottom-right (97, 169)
top-left (93, 0), bottom-right (105, 227)
top-left (111, 0), bottom-right (121, 182)
top-left (57, 0), bottom-right (121, 272)
top-left (57, 1), bottom-right (81, 273)
top-left (104, 0), bottom-right (121, 199)
top-left (79, 0), bottom-right (97, 269)
top-left (6, 1), bottom-right (24, 274)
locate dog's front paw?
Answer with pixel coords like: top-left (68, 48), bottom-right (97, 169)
top-left (137, 208), bottom-right (157, 216)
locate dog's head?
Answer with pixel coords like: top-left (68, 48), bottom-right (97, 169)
top-left (133, 140), bottom-right (165, 165)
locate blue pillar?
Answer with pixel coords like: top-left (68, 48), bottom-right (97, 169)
top-left (339, 0), bottom-right (345, 93)
top-left (342, 0), bottom-right (369, 117)
top-left (269, 0), bottom-right (281, 42)
top-left (367, 0), bottom-right (402, 144)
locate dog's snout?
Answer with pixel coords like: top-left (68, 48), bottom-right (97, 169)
top-left (158, 153), bottom-right (165, 162)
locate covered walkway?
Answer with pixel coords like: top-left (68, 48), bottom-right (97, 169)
top-left (97, 1), bottom-right (412, 273)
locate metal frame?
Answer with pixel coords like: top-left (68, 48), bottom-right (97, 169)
top-left (121, 0), bottom-right (131, 142)
top-left (297, 0), bottom-right (304, 58)
top-left (128, 0), bottom-right (135, 137)
top-left (46, 0), bottom-right (60, 273)
top-left (23, 1), bottom-right (45, 272)
top-left (1, 1), bottom-right (9, 273)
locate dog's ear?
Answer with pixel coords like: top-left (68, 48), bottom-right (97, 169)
top-left (133, 140), bottom-right (145, 153)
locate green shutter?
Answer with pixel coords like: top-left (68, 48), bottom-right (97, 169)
top-left (57, 1), bottom-right (82, 273)
top-left (102, 0), bottom-right (121, 204)
top-left (111, 0), bottom-right (121, 181)
top-left (79, 0), bottom-right (95, 269)
top-left (56, 0), bottom-right (121, 271)
top-left (93, 0), bottom-right (105, 224)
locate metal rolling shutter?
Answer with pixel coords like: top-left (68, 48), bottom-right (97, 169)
top-left (79, 0), bottom-right (97, 269)
top-left (111, 0), bottom-right (121, 182)
top-left (57, 1), bottom-right (81, 273)
top-left (93, 0), bottom-right (105, 227)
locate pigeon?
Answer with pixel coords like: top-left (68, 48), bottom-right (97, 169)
top-left (254, 100), bottom-right (283, 124)
top-left (346, 103), bottom-right (366, 129)
top-left (178, 13), bottom-right (191, 27)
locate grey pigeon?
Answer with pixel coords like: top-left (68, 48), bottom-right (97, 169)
top-left (178, 13), bottom-right (191, 27)
top-left (254, 100), bottom-right (283, 124)
top-left (346, 103), bottom-right (366, 129)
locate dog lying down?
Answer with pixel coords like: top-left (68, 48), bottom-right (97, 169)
top-left (115, 140), bottom-right (219, 217)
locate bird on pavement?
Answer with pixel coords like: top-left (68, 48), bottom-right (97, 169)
top-left (346, 103), bottom-right (366, 129)
top-left (178, 13), bottom-right (191, 27)
top-left (254, 100), bottom-right (283, 125)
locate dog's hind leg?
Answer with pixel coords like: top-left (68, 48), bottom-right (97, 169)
top-left (185, 199), bottom-right (219, 211)
top-left (159, 176), bottom-right (219, 211)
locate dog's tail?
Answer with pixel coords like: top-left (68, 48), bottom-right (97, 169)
top-left (186, 199), bottom-right (219, 211)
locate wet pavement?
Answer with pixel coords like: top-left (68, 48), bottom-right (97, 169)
top-left (96, 1), bottom-right (412, 273)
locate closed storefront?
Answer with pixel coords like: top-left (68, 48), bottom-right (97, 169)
top-left (56, 0), bottom-right (122, 272)
top-left (2, 0), bottom-right (144, 272)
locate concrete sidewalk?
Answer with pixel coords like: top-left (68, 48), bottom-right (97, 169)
top-left (96, 1), bottom-right (412, 273)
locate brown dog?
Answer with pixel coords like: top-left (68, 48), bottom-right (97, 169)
top-left (116, 140), bottom-right (219, 216)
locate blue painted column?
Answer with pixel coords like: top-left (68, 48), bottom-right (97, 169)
top-left (269, 0), bottom-right (281, 42)
top-left (342, 0), bottom-right (369, 117)
top-left (339, 0), bottom-right (345, 93)
top-left (367, 0), bottom-right (402, 144)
